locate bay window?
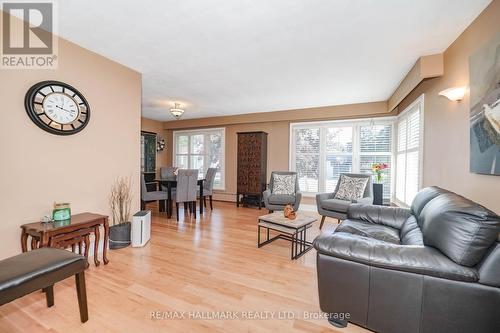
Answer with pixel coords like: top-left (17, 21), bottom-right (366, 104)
top-left (290, 119), bottom-right (394, 202)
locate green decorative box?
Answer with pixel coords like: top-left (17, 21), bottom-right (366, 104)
top-left (52, 202), bottom-right (71, 221)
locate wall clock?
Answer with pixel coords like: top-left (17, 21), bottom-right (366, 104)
top-left (25, 80), bottom-right (90, 135)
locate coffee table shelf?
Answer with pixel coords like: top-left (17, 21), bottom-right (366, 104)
top-left (257, 212), bottom-right (317, 260)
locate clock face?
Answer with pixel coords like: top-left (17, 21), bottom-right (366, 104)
top-left (43, 93), bottom-right (80, 124)
top-left (25, 81), bottom-right (90, 135)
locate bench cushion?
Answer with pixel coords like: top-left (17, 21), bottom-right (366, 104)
top-left (0, 248), bottom-right (86, 305)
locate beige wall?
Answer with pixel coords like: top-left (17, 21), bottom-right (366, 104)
top-left (163, 102), bottom-right (392, 201)
top-left (398, 0), bottom-right (500, 213)
top-left (0, 20), bottom-right (141, 259)
top-left (141, 117), bottom-right (170, 174)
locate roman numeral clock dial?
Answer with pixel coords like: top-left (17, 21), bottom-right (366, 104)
top-left (25, 81), bottom-right (90, 135)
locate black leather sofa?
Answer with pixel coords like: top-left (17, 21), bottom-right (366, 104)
top-left (313, 186), bottom-right (500, 333)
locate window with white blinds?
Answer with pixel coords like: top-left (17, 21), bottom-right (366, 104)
top-left (173, 128), bottom-right (225, 189)
top-left (359, 125), bottom-right (393, 202)
top-left (395, 97), bottom-right (423, 206)
top-left (293, 128), bottom-right (320, 192)
top-left (290, 120), bottom-right (393, 201)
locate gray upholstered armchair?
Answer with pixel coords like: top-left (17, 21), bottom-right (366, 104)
top-left (317, 173), bottom-right (373, 229)
top-left (263, 171), bottom-right (302, 212)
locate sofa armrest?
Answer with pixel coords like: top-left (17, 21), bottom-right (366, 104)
top-left (347, 204), bottom-right (411, 230)
top-left (313, 232), bottom-right (478, 282)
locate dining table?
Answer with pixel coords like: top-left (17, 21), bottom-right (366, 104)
top-left (155, 176), bottom-right (206, 218)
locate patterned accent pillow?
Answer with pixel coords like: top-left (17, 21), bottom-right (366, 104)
top-left (334, 175), bottom-right (369, 201)
top-left (272, 174), bottom-right (296, 195)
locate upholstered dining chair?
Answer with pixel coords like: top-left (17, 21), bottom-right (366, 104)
top-left (199, 167), bottom-right (217, 210)
top-left (160, 166), bottom-right (177, 191)
top-left (172, 169), bottom-right (199, 221)
top-left (263, 171), bottom-right (302, 212)
top-left (316, 173), bottom-right (373, 229)
top-left (141, 174), bottom-right (168, 210)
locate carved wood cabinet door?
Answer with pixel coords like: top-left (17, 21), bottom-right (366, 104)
top-left (237, 132), bottom-right (267, 195)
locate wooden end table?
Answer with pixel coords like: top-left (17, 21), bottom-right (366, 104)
top-left (20, 212), bottom-right (109, 266)
top-left (257, 212), bottom-right (317, 260)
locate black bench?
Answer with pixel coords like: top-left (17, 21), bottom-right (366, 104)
top-left (0, 248), bottom-right (88, 322)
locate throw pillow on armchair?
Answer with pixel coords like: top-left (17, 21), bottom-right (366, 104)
top-left (272, 174), bottom-right (296, 195)
top-left (334, 174), bottom-right (368, 201)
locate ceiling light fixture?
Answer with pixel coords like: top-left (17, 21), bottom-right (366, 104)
top-left (170, 102), bottom-right (185, 119)
top-left (438, 86), bottom-right (466, 101)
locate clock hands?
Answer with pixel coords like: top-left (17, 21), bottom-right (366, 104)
top-left (56, 105), bottom-right (75, 113)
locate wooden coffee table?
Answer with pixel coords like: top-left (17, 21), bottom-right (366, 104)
top-left (257, 212), bottom-right (317, 260)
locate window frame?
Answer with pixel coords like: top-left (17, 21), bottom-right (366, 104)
top-left (393, 94), bottom-right (425, 207)
top-left (172, 127), bottom-right (226, 190)
top-left (289, 117), bottom-right (396, 198)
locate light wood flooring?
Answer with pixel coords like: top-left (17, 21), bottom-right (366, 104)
top-left (0, 201), bottom-right (369, 333)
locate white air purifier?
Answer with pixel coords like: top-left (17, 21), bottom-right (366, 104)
top-left (131, 210), bottom-right (151, 247)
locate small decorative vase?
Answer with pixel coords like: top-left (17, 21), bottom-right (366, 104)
top-left (373, 183), bottom-right (383, 206)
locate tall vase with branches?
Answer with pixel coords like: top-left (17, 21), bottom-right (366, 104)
top-left (108, 176), bottom-right (134, 249)
top-left (109, 176), bottom-right (133, 225)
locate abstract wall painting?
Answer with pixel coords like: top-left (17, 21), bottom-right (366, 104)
top-left (469, 32), bottom-right (500, 175)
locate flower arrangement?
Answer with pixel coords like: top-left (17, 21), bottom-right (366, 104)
top-left (371, 163), bottom-right (389, 183)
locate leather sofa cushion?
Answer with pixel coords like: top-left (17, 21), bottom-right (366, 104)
top-left (400, 216), bottom-right (424, 245)
top-left (410, 186), bottom-right (449, 225)
top-left (337, 219), bottom-right (401, 245)
top-left (348, 204), bottom-right (411, 230)
top-left (313, 232), bottom-right (478, 282)
top-left (420, 193), bottom-right (500, 267)
top-left (321, 198), bottom-right (350, 212)
top-left (477, 242), bottom-right (500, 287)
top-left (268, 194), bottom-right (296, 205)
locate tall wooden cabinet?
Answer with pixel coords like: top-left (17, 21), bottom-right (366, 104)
top-left (236, 131), bottom-right (268, 209)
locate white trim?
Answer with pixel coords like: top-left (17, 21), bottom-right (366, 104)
top-left (290, 116), bottom-right (396, 128)
top-left (172, 127), bottom-right (226, 190)
top-left (392, 94), bottom-right (424, 207)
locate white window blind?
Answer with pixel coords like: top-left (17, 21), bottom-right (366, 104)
top-left (395, 99), bottom-right (422, 205)
top-left (173, 128), bottom-right (225, 190)
top-left (294, 128), bottom-right (320, 192)
top-left (325, 127), bottom-right (353, 192)
top-left (291, 119), bottom-right (393, 199)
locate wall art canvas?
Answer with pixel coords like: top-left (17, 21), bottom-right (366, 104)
top-left (470, 32), bottom-right (500, 175)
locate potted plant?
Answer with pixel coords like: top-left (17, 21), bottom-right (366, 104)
top-left (108, 176), bottom-right (133, 249)
top-left (371, 163), bottom-right (388, 205)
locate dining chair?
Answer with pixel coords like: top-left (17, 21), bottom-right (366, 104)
top-left (141, 174), bottom-right (168, 211)
top-left (172, 169), bottom-right (199, 221)
top-left (200, 167), bottom-right (217, 210)
top-left (160, 166), bottom-right (176, 191)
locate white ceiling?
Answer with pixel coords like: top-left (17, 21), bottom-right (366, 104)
top-left (56, 0), bottom-right (491, 121)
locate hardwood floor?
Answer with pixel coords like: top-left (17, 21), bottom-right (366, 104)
top-left (0, 202), bottom-right (368, 333)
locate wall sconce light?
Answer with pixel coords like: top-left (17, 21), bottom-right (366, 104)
top-left (157, 138), bottom-right (165, 152)
top-left (438, 86), bottom-right (466, 101)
